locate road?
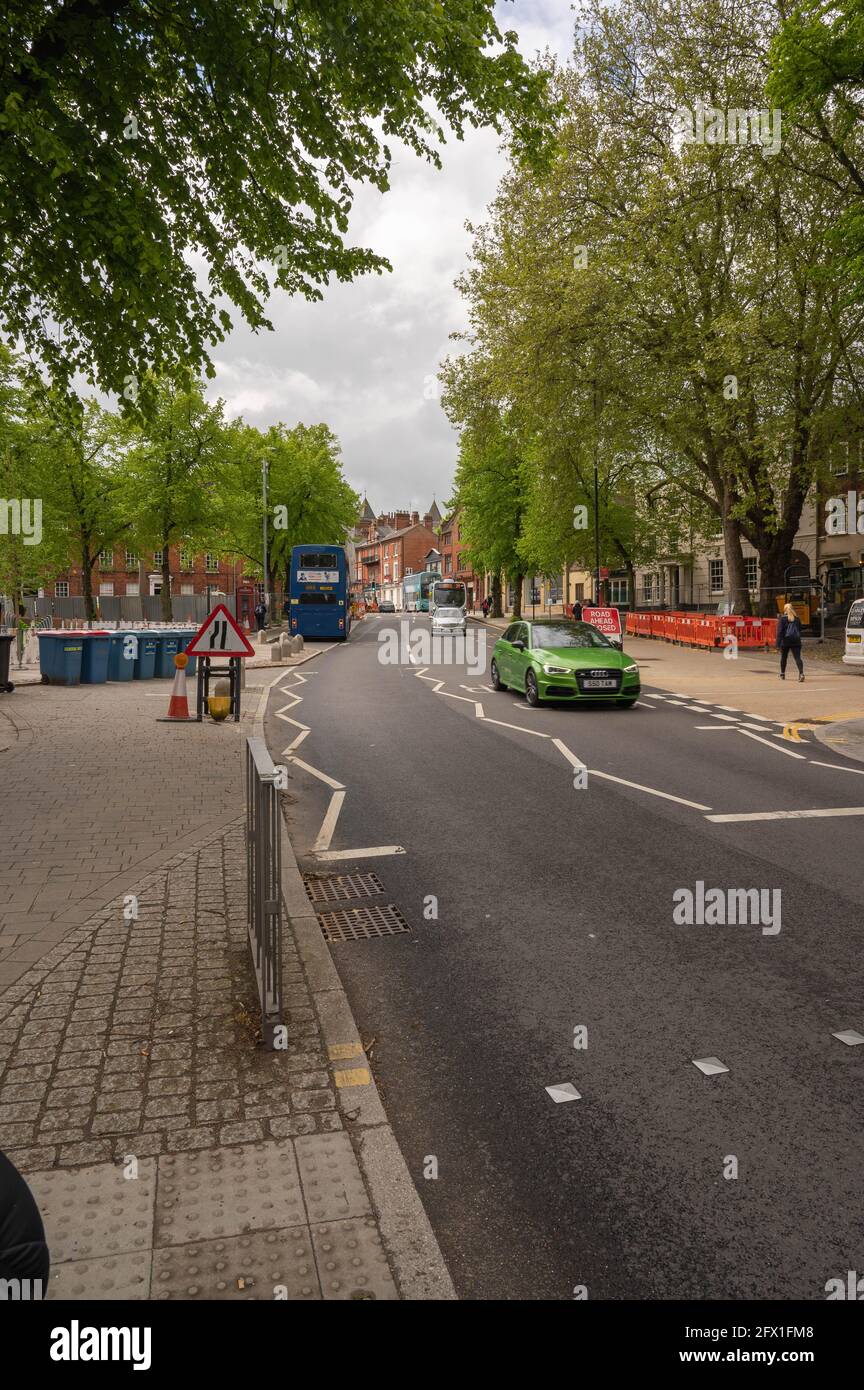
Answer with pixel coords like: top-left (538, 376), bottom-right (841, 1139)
top-left (264, 613), bottom-right (864, 1301)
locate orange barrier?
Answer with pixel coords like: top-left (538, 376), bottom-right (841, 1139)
top-left (626, 611), bottom-right (777, 650)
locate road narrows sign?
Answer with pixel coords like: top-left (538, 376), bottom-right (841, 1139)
top-left (186, 603), bottom-right (256, 658)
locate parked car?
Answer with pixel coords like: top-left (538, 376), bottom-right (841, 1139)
top-left (843, 597), bottom-right (864, 666)
top-left (491, 620), bottom-right (640, 707)
top-left (378, 601), bottom-right (396, 613)
top-left (431, 605), bottom-right (467, 636)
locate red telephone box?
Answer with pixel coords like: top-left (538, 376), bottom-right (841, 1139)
top-left (235, 582), bottom-right (257, 631)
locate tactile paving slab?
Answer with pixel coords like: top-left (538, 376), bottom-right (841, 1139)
top-left (294, 1132), bottom-right (371, 1222)
top-left (47, 1252), bottom-right (152, 1301)
top-left (155, 1140), bottom-right (306, 1247)
top-left (26, 1160), bottom-right (156, 1263)
top-left (151, 1228), bottom-right (321, 1300)
top-left (311, 1218), bottom-right (399, 1300)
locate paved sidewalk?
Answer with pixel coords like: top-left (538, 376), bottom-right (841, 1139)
top-left (0, 680), bottom-right (258, 989)
top-left (0, 669), bottom-right (414, 1300)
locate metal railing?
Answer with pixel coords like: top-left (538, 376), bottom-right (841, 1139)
top-left (245, 737), bottom-right (283, 1049)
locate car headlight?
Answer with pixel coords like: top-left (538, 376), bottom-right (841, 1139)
top-left (623, 663), bottom-right (639, 674)
top-left (543, 663), bottom-right (570, 674)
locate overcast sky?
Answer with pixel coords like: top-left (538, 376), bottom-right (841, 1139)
top-left (208, 1), bottom-right (576, 518)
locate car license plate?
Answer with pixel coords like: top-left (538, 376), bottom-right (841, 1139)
top-left (582, 678), bottom-right (616, 689)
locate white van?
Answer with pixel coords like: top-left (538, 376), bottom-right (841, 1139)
top-left (842, 598), bottom-right (864, 666)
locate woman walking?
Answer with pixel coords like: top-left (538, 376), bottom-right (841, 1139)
top-left (776, 603), bottom-right (804, 681)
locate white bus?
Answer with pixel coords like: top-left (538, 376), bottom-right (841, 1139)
top-left (842, 597), bottom-right (864, 667)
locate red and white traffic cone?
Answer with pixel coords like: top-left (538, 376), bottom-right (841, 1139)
top-left (158, 652), bottom-right (193, 721)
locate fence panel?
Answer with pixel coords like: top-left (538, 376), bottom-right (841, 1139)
top-left (245, 737), bottom-right (283, 1049)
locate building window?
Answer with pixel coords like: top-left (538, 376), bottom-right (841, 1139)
top-left (405, 567), bottom-right (413, 576)
top-left (205, 553), bottom-right (219, 572)
top-left (709, 559), bottom-right (724, 593)
top-left (445, 556), bottom-right (452, 573)
top-left (180, 549), bottom-right (193, 571)
top-left (99, 549), bottom-right (113, 569)
top-left (125, 551), bottom-right (138, 570)
top-left (610, 578), bottom-right (628, 604)
top-left (180, 584), bottom-right (194, 596)
top-left (126, 583), bottom-right (139, 596)
top-left (744, 556), bottom-right (758, 591)
top-left (55, 581), bottom-right (69, 598)
top-left (642, 574), bottom-right (654, 602)
top-left (99, 582), bottom-right (114, 596)
top-left (153, 550), bottom-right (164, 567)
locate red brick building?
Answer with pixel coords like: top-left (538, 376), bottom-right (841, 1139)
top-left (354, 510), bottom-right (440, 608)
top-left (437, 507), bottom-right (484, 608)
top-left (50, 546), bottom-right (246, 602)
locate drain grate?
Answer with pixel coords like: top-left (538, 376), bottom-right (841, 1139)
top-left (303, 872), bottom-right (385, 904)
top-left (316, 904), bottom-right (410, 943)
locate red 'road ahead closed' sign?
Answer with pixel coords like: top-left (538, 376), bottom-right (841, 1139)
top-left (582, 606), bottom-right (622, 639)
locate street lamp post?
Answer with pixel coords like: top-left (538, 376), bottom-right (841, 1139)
top-left (593, 379), bottom-right (601, 604)
top-left (262, 458), bottom-right (269, 618)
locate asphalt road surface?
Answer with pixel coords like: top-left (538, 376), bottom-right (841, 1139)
top-left (264, 614), bottom-right (864, 1301)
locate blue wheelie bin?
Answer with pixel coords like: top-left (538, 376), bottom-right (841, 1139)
top-left (179, 629), bottom-right (197, 676)
top-left (155, 630), bottom-right (181, 678)
top-left (108, 632), bottom-right (137, 681)
top-left (133, 632), bottom-right (159, 680)
top-left (37, 633), bottom-right (83, 686)
top-left (80, 633), bottom-right (111, 684)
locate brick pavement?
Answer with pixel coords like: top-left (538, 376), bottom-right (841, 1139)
top-left (0, 680), bottom-right (249, 988)
top-left (0, 825), bottom-right (396, 1298)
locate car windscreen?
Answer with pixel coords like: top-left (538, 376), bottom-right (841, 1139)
top-left (297, 552), bottom-right (339, 569)
top-left (435, 608), bottom-right (463, 618)
top-left (531, 623), bottom-right (613, 649)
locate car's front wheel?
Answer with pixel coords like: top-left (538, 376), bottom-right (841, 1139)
top-left (525, 670), bottom-right (540, 706)
top-left (490, 658), bottom-right (507, 691)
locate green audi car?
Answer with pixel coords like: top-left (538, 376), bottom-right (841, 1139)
top-left (490, 620), bottom-right (640, 707)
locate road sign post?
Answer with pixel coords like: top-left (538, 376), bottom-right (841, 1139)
top-left (185, 603), bottom-right (255, 722)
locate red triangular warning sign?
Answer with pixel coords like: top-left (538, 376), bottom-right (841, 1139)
top-left (186, 603), bottom-right (256, 657)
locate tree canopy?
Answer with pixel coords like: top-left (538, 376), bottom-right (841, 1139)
top-left (0, 0), bottom-right (553, 402)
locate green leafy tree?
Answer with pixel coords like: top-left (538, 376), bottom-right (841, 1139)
top-left (0, 1), bottom-right (553, 400)
top-left (213, 420), bottom-right (359, 597)
top-left (115, 378), bottom-right (228, 620)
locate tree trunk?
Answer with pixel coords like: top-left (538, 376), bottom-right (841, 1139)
top-left (160, 544), bottom-right (172, 621)
top-left (511, 571), bottom-right (524, 620)
top-left (491, 571), bottom-right (503, 618)
top-left (757, 547), bottom-right (792, 619)
top-left (721, 511), bottom-right (751, 615)
top-left (81, 545), bottom-right (96, 623)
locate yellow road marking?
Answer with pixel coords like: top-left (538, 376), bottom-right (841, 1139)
top-left (334, 1067), bottom-right (371, 1087)
top-left (782, 723), bottom-right (803, 742)
top-left (328, 1042), bottom-right (363, 1061)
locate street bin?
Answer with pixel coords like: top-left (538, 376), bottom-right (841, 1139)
top-left (0, 633), bottom-right (14, 692)
top-left (133, 632), bottom-right (159, 680)
top-left (37, 633), bottom-right (83, 686)
top-left (156, 631), bottom-right (181, 677)
top-left (80, 634), bottom-right (111, 684)
top-left (108, 632), bottom-right (137, 682)
top-left (179, 629), bottom-right (197, 676)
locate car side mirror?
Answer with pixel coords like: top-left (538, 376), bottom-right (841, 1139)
top-left (512, 639), bottom-right (525, 651)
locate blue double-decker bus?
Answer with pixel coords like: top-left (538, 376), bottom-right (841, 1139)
top-left (288, 545), bottom-right (351, 640)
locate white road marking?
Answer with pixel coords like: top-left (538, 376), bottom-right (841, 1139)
top-left (695, 725), bottom-right (735, 731)
top-left (716, 706), bottom-right (742, 712)
top-left (810, 760), bottom-right (864, 776)
top-left (288, 756), bottom-right (344, 791)
top-left (635, 701), bottom-right (656, 709)
top-left (476, 713), bottom-right (550, 738)
top-left (316, 845), bottom-right (406, 860)
top-left (314, 789), bottom-right (346, 853)
top-left (738, 728), bottom-right (806, 759)
top-left (692, 1057), bottom-right (729, 1076)
top-left (479, 684), bottom-right (494, 693)
top-left (707, 712), bottom-right (739, 721)
top-left (282, 730), bottom-right (309, 756)
top-left (552, 738), bottom-right (588, 775)
top-left (587, 769), bottom-right (712, 810)
top-left (707, 806), bottom-right (864, 823)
